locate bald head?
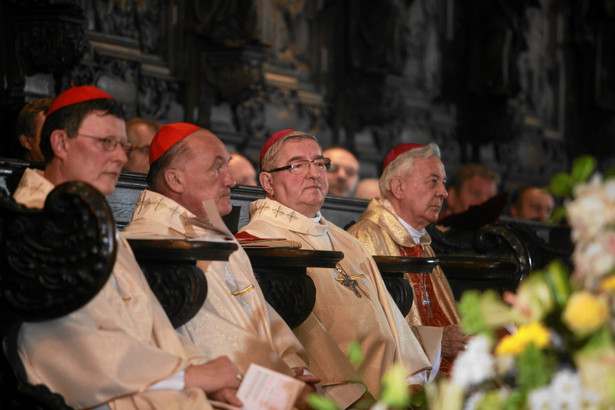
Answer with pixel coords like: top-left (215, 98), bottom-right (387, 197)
top-left (228, 152), bottom-right (257, 186)
top-left (148, 128), bottom-right (236, 218)
top-left (323, 147), bottom-right (359, 197)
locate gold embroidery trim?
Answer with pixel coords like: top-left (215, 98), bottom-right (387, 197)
top-left (231, 285), bottom-right (254, 296)
top-left (256, 203), bottom-right (299, 223)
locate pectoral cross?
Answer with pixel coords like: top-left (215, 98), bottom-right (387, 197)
top-left (421, 283), bottom-right (433, 318)
top-left (335, 265), bottom-right (362, 298)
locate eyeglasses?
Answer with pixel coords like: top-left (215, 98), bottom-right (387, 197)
top-left (77, 133), bottom-right (132, 153)
top-left (265, 158), bottom-right (332, 175)
top-left (328, 163), bottom-right (359, 178)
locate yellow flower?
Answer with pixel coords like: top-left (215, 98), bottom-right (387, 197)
top-left (601, 275), bottom-right (615, 292)
top-left (562, 291), bottom-right (608, 336)
top-left (495, 322), bottom-right (550, 356)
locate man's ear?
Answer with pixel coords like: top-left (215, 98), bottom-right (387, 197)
top-left (390, 177), bottom-right (404, 200)
top-left (259, 172), bottom-right (275, 197)
top-left (18, 134), bottom-right (34, 151)
top-left (163, 168), bottom-right (185, 194)
top-left (49, 130), bottom-right (68, 159)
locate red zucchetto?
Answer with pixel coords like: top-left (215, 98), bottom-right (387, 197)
top-left (382, 143), bottom-right (424, 172)
top-left (47, 85), bottom-right (115, 116)
top-left (149, 122), bottom-right (200, 165)
top-left (259, 129), bottom-right (299, 168)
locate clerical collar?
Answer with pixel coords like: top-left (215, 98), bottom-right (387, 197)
top-left (310, 211), bottom-right (323, 224)
top-left (398, 217), bottom-right (425, 243)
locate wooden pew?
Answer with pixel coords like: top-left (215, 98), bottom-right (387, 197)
top-left (0, 179), bottom-right (237, 409)
top-left (0, 181), bottom-right (116, 409)
top-left (129, 238), bottom-right (237, 328)
top-left (0, 159), bottom-right (574, 306)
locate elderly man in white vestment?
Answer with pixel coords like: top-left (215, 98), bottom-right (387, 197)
top-left (13, 85), bottom-right (243, 409)
top-left (123, 122), bottom-right (366, 409)
top-left (347, 143), bottom-right (469, 378)
top-left (239, 129), bottom-right (442, 396)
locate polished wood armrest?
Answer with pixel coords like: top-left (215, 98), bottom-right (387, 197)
top-left (245, 247), bottom-right (344, 268)
top-left (128, 238), bottom-right (238, 261)
top-left (372, 256), bottom-right (439, 274)
top-left (128, 239), bottom-right (238, 328)
top-left (244, 248), bottom-right (344, 329)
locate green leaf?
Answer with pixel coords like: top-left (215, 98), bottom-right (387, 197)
top-left (380, 363), bottom-right (410, 407)
top-left (549, 172), bottom-right (574, 197)
top-left (604, 166), bottom-right (615, 180)
top-left (306, 393), bottom-right (339, 410)
top-left (347, 340), bottom-right (363, 367)
top-left (570, 155), bottom-right (596, 184)
top-left (547, 204), bottom-right (567, 224)
top-left (516, 343), bottom-right (552, 391)
top-left (476, 390), bottom-right (505, 410)
top-left (458, 291), bottom-right (487, 335)
top-left (544, 260), bottom-right (572, 307)
top-left (503, 390), bottom-right (526, 410)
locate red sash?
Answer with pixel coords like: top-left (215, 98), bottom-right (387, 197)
top-left (399, 244), bottom-right (454, 376)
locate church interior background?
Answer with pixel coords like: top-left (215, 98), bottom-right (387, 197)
top-left (1, 0), bottom-right (614, 196)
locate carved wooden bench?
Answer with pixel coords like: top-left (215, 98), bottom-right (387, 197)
top-left (0, 180), bottom-right (228, 409)
top-left (0, 181), bottom-right (116, 409)
top-left (0, 158), bottom-right (575, 308)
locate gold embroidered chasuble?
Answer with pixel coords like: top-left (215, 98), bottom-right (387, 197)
top-left (13, 169), bottom-right (212, 410)
top-left (124, 190), bottom-right (365, 408)
top-left (240, 198), bottom-right (434, 395)
top-left (348, 198), bottom-right (460, 328)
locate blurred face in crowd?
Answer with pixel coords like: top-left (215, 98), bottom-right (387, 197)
top-left (50, 110), bottom-right (127, 195)
top-left (323, 147), bottom-right (359, 197)
top-left (355, 178), bottom-right (381, 200)
top-left (171, 130), bottom-right (236, 218)
top-left (124, 121), bottom-right (156, 174)
top-left (446, 175), bottom-right (497, 214)
top-left (511, 187), bottom-right (554, 221)
top-left (260, 138), bottom-right (328, 217)
top-left (228, 153), bottom-right (257, 186)
top-left (23, 110), bottom-right (46, 163)
top-left (392, 156), bottom-right (448, 230)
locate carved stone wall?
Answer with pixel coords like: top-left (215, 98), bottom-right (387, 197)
top-left (1, 0), bottom-right (613, 192)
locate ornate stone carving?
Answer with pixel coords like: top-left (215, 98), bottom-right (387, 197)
top-left (348, 0), bottom-right (413, 75)
top-left (11, 2), bottom-right (88, 77)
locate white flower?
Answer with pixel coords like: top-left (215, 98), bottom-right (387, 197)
top-left (463, 391), bottom-right (484, 410)
top-left (369, 402), bottom-right (387, 410)
top-left (568, 176), bottom-right (615, 243)
top-left (550, 370), bottom-right (582, 408)
top-left (528, 369), bottom-right (601, 410)
top-left (528, 386), bottom-right (551, 410)
top-left (572, 230), bottom-right (615, 289)
top-left (451, 335), bottom-right (495, 391)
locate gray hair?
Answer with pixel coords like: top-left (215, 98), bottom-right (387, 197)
top-left (379, 143), bottom-right (441, 198)
top-left (261, 131), bottom-right (321, 171)
top-left (147, 136), bottom-right (194, 193)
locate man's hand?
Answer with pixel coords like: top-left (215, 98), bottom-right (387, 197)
top-left (184, 356), bottom-right (243, 407)
top-left (292, 367), bottom-right (320, 384)
top-left (291, 367), bottom-right (320, 410)
top-left (441, 325), bottom-right (470, 357)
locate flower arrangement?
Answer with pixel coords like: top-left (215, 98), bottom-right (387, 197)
top-left (310, 156), bottom-right (615, 409)
top-left (424, 156), bottom-right (615, 409)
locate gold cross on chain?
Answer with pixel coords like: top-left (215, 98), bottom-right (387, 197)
top-left (335, 264), bottom-right (362, 298)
